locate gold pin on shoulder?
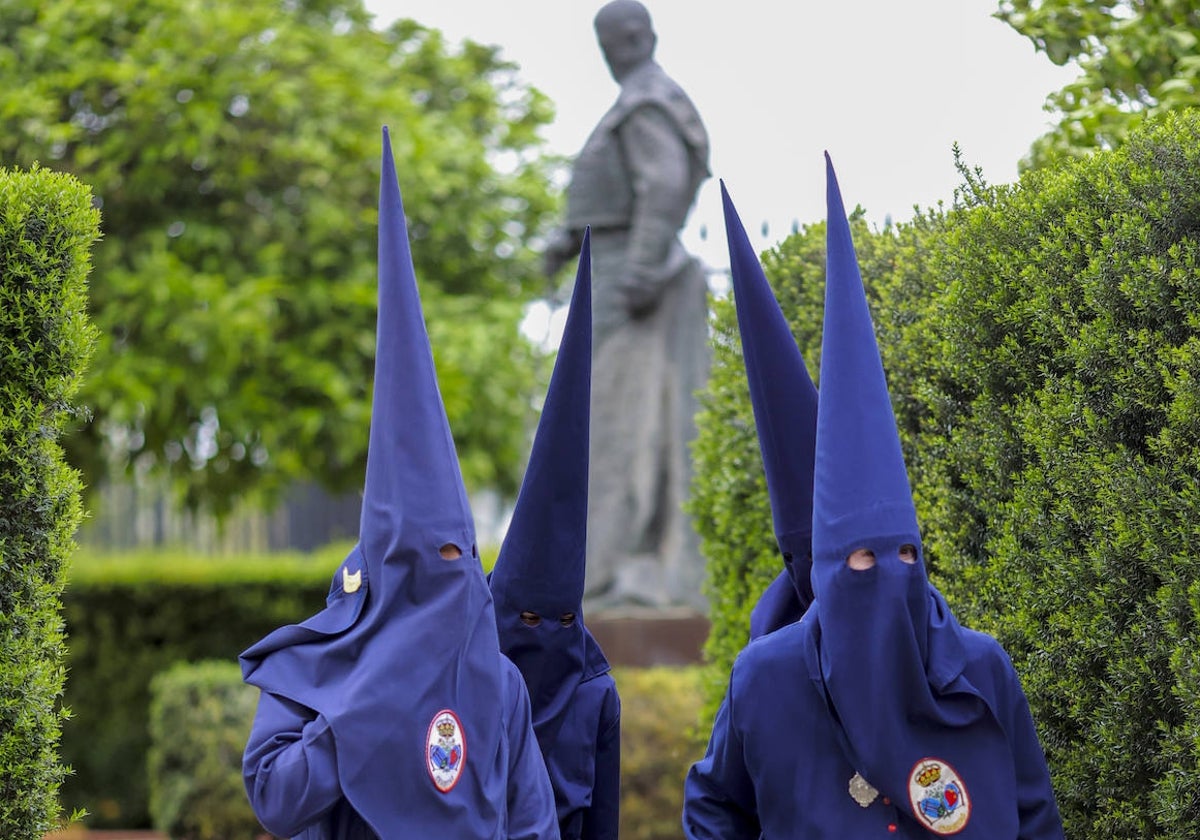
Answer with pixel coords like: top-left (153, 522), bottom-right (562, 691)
top-left (342, 567), bottom-right (362, 594)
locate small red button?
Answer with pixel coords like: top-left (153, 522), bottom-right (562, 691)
top-left (882, 797), bottom-right (891, 805)
top-left (887, 824), bottom-right (897, 833)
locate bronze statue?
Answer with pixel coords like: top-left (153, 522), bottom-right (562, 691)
top-left (544, 0), bottom-right (711, 610)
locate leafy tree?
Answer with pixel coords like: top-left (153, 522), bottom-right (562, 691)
top-left (998, 0), bottom-right (1200, 168)
top-left (0, 0), bottom-right (560, 513)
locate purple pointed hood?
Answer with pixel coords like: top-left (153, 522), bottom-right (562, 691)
top-left (491, 232), bottom-right (594, 616)
top-left (811, 154), bottom-right (921, 579)
top-left (489, 232), bottom-right (611, 817)
top-left (240, 128), bottom-right (508, 836)
top-left (358, 128), bottom-right (475, 572)
top-left (721, 182), bottom-right (817, 638)
top-left (810, 153), bottom-right (1017, 836)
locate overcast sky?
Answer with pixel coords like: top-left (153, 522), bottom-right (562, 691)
top-left (363, 0), bottom-right (1077, 273)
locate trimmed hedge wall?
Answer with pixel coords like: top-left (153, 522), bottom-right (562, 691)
top-left (0, 165), bottom-right (99, 839)
top-left (61, 548), bottom-right (343, 828)
top-left (61, 541), bottom-right (509, 829)
top-left (691, 111), bottom-right (1200, 838)
top-left (144, 659), bottom-right (703, 840)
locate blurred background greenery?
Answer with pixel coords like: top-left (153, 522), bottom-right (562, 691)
top-left (2, 0), bottom-right (563, 533)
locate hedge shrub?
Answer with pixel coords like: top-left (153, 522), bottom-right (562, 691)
top-left (142, 659), bottom-right (704, 840)
top-left (147, 660), bottom-right (264, 840)
top-left (0, 165), bottom-right (99, 838)
top-left (62, 541), bottom-right (498, 829)
top-left (613, 666), bottom-right (707, 840)
top-left (906, 112), bottom-right (1200, 839)
top-left (691, 111), bottom-right (1200, 838)
top-left (60, 547), bottom-right (343, 827)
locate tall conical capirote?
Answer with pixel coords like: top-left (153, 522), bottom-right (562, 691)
top-left (240, 127), bottom-right (508, 836)
top-left (360, 126), bottom-right (474, 567)
top-left (721, 181), bottom-right (817, 623)
top-left (809, 153), bottom-right (1017, 837)
top-left (810, 156), bottom-right (917, 567)
top-left (490, 229), bottom-right (593, 611)
top-left (489, 231), bottom-right (613, 826)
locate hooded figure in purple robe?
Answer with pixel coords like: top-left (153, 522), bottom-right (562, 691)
top-left (682, 159), bottom-right (1064, 838)
top-left (489, 230), bottom-right (621, 840)
top-left (239, 128), bottom-right (559, 840)
top-left (717, 182), bottom-right (819, 641)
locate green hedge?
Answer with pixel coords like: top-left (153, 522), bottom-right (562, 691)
top-left (907, 113), bottom-right (1200, 839)
top-left (691, 112), bottom-right (1200, 838)
top-left (613, 667), bottom-right (707, 840)
top-left (61, 541), bottom-right (499, 829)
top-left (61, 547), bottom-right (343, 828)
top-left (143, 660), bottom-right (703, 840)
top-left (0, 165), bottom-right (99, 838)
top-left (148, 660), bottom-right (263, 840)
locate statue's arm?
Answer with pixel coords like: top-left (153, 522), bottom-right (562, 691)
top-left (616, 103), bottom-right (694, 314)
top-left (543, 225), bottom-right (584, 279)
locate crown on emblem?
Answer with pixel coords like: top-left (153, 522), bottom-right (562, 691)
top-left (916, 763), bottom-right (942, 787)
top-left (436, 719), bottom-right (456, 737)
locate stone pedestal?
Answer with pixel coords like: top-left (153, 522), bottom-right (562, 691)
top-left (586, 607), bottom-right (709, 667)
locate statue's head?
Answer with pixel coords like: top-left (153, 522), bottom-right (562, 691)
top-left (594, 0), bottom-right (656, 82)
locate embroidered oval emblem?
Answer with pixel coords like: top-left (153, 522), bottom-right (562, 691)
top-left (426, 709), bottom-right (466, 793)
top-left (908, 757), bottom-right (970, 834)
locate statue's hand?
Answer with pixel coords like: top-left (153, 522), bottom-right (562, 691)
top-left (542, 228), bottom-right (579, 278)
top-left (619, 272), bottom-right (660, 319)
top-left (543, 248), bottom-right (568, 278)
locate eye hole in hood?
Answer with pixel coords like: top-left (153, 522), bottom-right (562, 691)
top-left (520, 611), bottom-right (541, 627)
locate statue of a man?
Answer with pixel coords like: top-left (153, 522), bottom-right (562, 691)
top-left (544, 0), bottom-right (711, 610)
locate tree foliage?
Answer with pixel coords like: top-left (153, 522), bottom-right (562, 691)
top-left (0, 0), bottom-right (560, 513)
top-left (998, 0), bottom-right (1200, 168)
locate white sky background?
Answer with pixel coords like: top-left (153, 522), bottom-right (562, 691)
top-left (363, 0), bottom-right (1077, 349)
top-left (364, 0), bottom-right (1076, 263)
